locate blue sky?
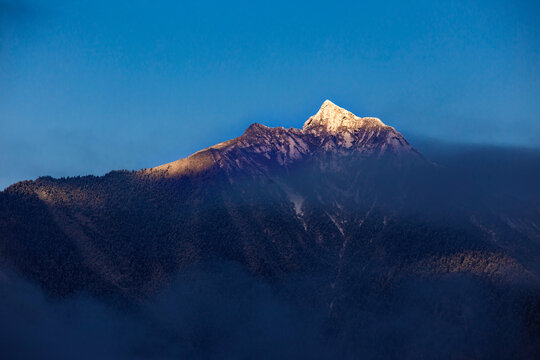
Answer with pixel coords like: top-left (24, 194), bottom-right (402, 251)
top-left (1, 0), bottom-right (539, 188)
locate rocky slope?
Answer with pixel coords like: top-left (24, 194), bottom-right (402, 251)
top-left (149, 100), bottom-right (421, 178)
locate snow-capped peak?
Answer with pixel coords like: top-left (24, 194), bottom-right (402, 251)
top-left (303, 100), bottom-right (386, 133)
top-left (148, 99), bottom-right (421, 177)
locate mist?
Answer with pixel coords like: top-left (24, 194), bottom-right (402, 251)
top-left (2, 260), bottom-right (538, 359)
top-left (0, 264), bottom-right (329, 360)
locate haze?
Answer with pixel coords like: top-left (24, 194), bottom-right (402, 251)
top-left (1, 0), bottom-right (539, 189)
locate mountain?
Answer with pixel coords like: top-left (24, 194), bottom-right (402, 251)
top-left (149, 100), bottom-right (419, 178)
top-left (1, 100), bottom-right (539, 359)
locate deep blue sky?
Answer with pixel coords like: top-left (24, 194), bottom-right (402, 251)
top-left (1, 0), bottom-right (539, 188)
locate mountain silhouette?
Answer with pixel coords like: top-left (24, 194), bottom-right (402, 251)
top-left (1, 101), bottom-right (539, 358)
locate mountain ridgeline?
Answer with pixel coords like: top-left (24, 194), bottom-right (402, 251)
top-left (1, 101), bottom-right (539, 359)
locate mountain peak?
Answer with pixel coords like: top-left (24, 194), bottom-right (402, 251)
top-left (303, 100), bottom-right (386, 133)
top-left (320, 99), bottom-right (342, 111)
top-left (149, 100), bottom-right (420, 177)
top-left (244, 123), bottom-right (268, 135)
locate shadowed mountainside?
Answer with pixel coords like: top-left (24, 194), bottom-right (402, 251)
top-left (1, 101), bottom-right (539, 358)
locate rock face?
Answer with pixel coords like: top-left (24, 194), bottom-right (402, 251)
top-left (1, 100), bottom-right (539, 358)
top-left (303, 100), bottom-right (413, 154)
top-left (150, 100), bottom-right (421, 176)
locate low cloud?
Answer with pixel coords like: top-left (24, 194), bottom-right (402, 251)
top-left (1, 262), bottom-right (537, 359)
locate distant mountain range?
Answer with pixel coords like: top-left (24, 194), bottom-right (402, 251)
top-left (1, 101), bottom-right (539, 359)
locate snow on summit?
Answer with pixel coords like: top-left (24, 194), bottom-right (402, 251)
top-left (148, 100), bottom-right (420, 177)
top-left (303, 100), bottom-right (386, 133)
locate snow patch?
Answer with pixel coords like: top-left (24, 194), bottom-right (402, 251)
top-left (289, 193), bottom-right (304, 216)
top-left (326, 212), bottom-right (344, 236)
top-left (342, 132), bottom-right (353, 148)
top-left (277, 182), bottom-right (305, 216)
